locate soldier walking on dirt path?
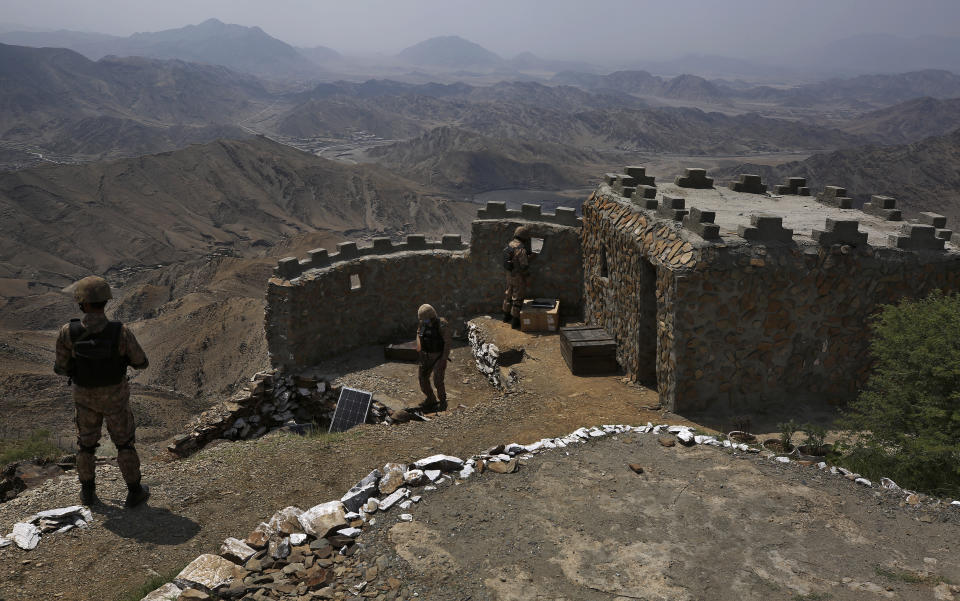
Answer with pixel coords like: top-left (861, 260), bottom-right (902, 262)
top-left (415, 304), bottom-right (451, 413)
top-left (502, 225), bottom-right (537, 330)
top-left (54, 276), bottom-right (151, 508)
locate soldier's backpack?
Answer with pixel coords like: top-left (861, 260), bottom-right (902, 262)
top-left (502, 243), bottom-right (515, 271)
top-left (418, 319), bottom-right (444, 354)
top-left (68, 319), bottom-right (128, 387)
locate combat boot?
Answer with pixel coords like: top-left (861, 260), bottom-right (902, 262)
top-left (502, 312), bottom-right (512, 323)
top-left (80, 480), bottom-right (98, 506)
top-left (125, 480), bottom-right (150, 508)
top-left (511, 316), bottom-right (521, 330)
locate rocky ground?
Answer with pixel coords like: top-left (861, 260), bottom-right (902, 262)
top-left (0, 322), bottom-right (957, 601)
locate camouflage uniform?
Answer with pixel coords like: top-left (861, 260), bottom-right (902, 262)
top-left (54, 313), bottom-right (149, 485)
top-left (417, 307), bottom-right (451, 412)
top-left (502, 238), bottom-right (532, 319)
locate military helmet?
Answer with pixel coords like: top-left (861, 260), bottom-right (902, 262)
top-left (418, 303), bottom-right (437, 321)
top-left (514, 225), bottom-right (532, 240)
top-left (74, 276), bottom-right (112, 303)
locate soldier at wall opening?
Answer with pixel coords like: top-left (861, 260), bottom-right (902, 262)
top-left (54, 276), bottom-right (151, 508)
top-left (415, 303), bottom-right (451, 413)
top-left (502, 225), bottom-right (538, 329)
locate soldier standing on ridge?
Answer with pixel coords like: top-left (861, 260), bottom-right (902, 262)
top-left (502, 225), bottom-right (537, 329)
top-left (415, 303), bottom-right (451, 413)
top-left (54, 276), bottom-right (151, 508)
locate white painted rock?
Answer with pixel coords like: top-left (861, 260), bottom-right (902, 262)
top-left (140, 581), bottom-right (183, 600)
top-left (399, 514), bottom-right (413, 522)
top-left (378, 488), bottom-right (410, 511)
top-left (399, 500), bottom-right (413, 510)
top-left (403, 469), bottom-right (427, 486)
top-left (775, 456), bottom-right (791, 464)
top-left (424, 470), bottom-right (441, 482)
top-left (855, 478), bottom-right (873, 487)
top-left (379, 463), bottom-right (407, 495)
top-left (174, 554), bottom-right (238, 592)
top-left (11, 523), bottom-right (40, 550)
top-left (0, 537), bottom-right (11, 548)
top-left (588, 429), bottom-right (605, 438)
top-left (268, 506), bottom-right (304, 535)
top-left (298, 501), bottom-right (347, 538)
top-left (459, 464), bottom-right (475, 479)
top-left (219, 537), bottom-right (256, 563)
top-left (363, 498), bottom-right (379, 513)
top-left (289, 533), bottom-right (307, 546)
top-left (676, 430), bottom-right (695, 445)
top-left (880, 477), bottom-right (900, 490)
top-left (413, 454), bottom-right (464, 472)
top-left (523, 441), bottom-right (544, 453)
top-left (951, 500), bottom-right (960, 507)
top-left (341, 482), bottom-right (377, 513)
top-left (411, 495), bottom-right (421, 503)
top-left (338, 527), bottom-right (362, 538)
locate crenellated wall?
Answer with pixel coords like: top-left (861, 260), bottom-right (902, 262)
top-left (586, 169), bottom-right (960, 414)
top-left (266, 203), bottom-right (583, 369)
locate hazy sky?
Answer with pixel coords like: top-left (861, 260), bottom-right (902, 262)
top-left (3, 0), bottom-right (960, 62)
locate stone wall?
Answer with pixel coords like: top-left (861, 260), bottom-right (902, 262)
top-left (266, 204), bottom-right (583, 370)
top-left (583, 185), bottom-right (960, 414)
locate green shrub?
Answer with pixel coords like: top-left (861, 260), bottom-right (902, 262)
top-left (777, 419), bottom-right (799, 451)
top-left (0, 429), bottom-right (63, 466)
top-left (839, 290), bottom-right (960, 497)
top-left (801, 424), bottom-right (828, 455)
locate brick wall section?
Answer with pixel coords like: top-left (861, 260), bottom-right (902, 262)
top-left (584, 185), bottom-right (960, 414)
top-left (266, 208), bottom-right (582, 369)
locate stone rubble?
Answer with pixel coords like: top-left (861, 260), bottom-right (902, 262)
top-left (134, 420), bottom-right (960, 600)
top-left (168, 370), bottom-right (394, 458)
top-left (3, 505), bottom-right (92, 550)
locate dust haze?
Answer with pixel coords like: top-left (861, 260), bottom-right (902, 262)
top-left (4, 0), bottom-right (960, 64)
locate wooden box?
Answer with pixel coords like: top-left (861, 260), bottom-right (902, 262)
top-left (384, 340), bottom-right (419, 361)
top-left (560, 326), bottom-right (619, 375)
top-left (520, 299), bottom-right (559, 332)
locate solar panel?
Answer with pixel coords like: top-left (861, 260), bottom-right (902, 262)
top-left (329, 387), bottom-right (373, 433)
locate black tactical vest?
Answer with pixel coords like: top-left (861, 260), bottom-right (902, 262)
top-left (69, 320), bottom-right (128, 387)
top-left (418, 319), bottom-right (444, 354)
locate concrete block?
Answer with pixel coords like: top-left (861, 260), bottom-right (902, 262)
top-left (817, 185), bottom-right (853, 208)
top-left (372, 238), bottom-right (393, 253)
top-left (406, 235), bottom-right (427, 250)
top-left (888, 223), bottom-right (945, 250)
top-left (729, 174), bottom-right (767, 194)
top-left (641, 199), bottom-right (659, 210)
top-left (605, 173), bottom-right (620, 185)
top-left (862, 196), bottom-right (902, 221)
top-left (637, 185), bottom-right (657, 199)
top-left (555, 207), bottom-right (580, 226)
top-left (787, 177), bottom-right (807, 188)
top-left (441, 234), bottom-right (463, 250)
top-left (936, 229), bottom-right (953, 241)
top-left (308, 248), bottom-right (330, 268)
top-left (657, 195), bottom-right (688, 220)
top-left (622, 186), bottom-right (636, 198)
top-left (737, 213), bottom-right (793, 243)
top-left (482, 201), bottom-right (508, 219)
top-left (277, 257), bottom-right (301, 279)
top-left (682, 207), bottom-right (720, 240)
top-left (521, 204), bottom-right (542, 220)
top-left (661, 195), bottom-right (686, 210)
top-left (811, 218), bottom-right (868, 247)
top-left (919, 212), bottom-right (947, 228)
top-left (336, 242), bottom-right (359, 260)
top-left (624, 166), bottom-right (646, 179)
top-left (619, 174), bottom-right (637, 188)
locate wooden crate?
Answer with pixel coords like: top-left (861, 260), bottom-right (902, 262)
top-left (560, 326), bottom-right (619, 375)
top-left (384, 340), bottom-right (419, 362)
top-left (520, 299), bottom-right (559, 332)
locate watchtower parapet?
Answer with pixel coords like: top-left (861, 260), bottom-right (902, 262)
top-left (729, 174), bottom-right (768, 194)
top-left (862, 195), bottom-right (903, 221)
top-left (775, 177), bottom-right (811, 196)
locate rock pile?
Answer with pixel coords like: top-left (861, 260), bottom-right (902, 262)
top-left (1, 505), bottom-right (92, 550)
top-left (467, 321), bottom-right (520, 389)
top-left (169, 371), bottom-right (390, 458)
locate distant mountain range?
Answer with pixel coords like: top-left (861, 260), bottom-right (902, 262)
top-left (0, 136), bottom-right (473, 287)
top-left (0, 18), bottom-right (320, 78)
top-left (396, 35), bottom-right (505, 70)
top-left (842, 96), bottom-right (960, 144)
top-left (554, 70), bottom-right (731, 105)
top-left (0, 43), bottom-right (264, 160)
top-left (366, 126), bottom-right (604, 193)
